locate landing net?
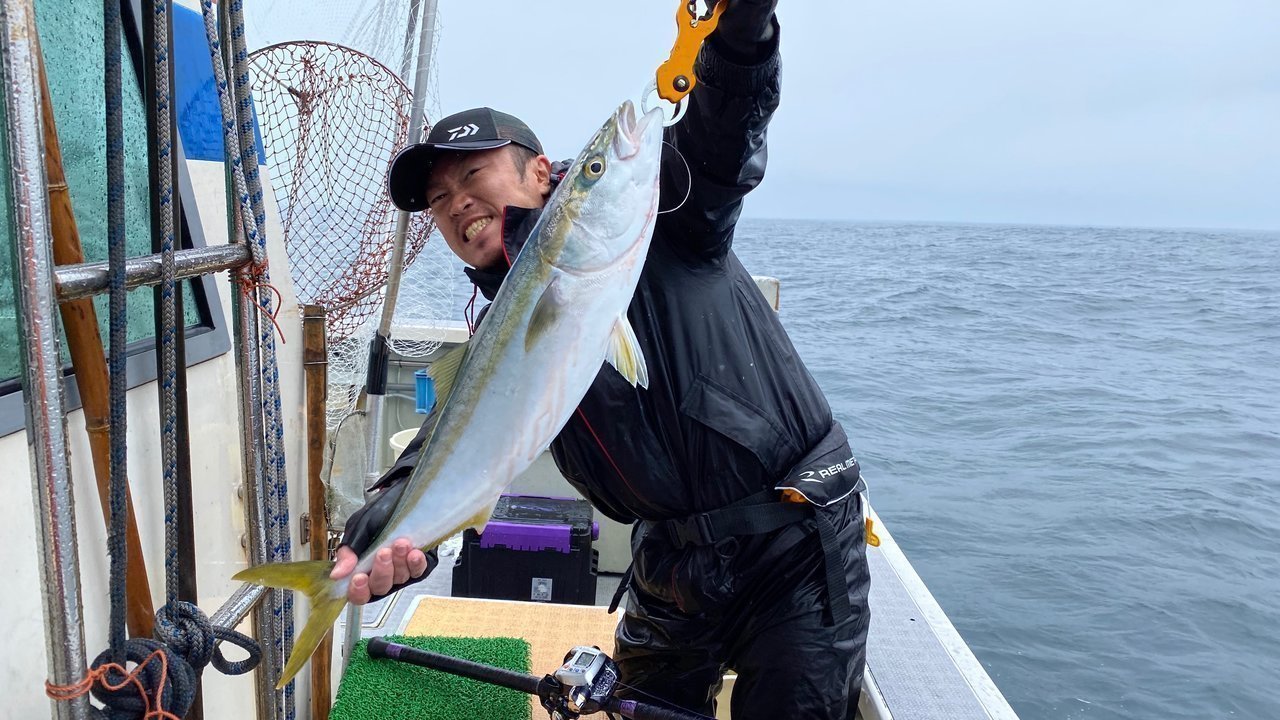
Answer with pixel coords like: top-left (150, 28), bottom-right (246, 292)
top-left (248, 39), bottom-right (455, 428)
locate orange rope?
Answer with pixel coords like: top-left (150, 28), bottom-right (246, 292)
top-left (44, 648), bottom-right (182, 720)
top-left (464, 284), bottom-right (480, 336)
top-left (237, 261), bottom-right (288, 345)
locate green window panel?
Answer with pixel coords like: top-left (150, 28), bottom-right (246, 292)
top-left (1, 0), bottom-right (229, 435)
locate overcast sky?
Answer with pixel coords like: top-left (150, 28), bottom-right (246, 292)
top-left (251, 1), bottom-right (1280, 231)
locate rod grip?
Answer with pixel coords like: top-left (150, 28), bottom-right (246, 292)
top-left (364, 333), bottom-right (391, 395)
top-left (366, 638), bottom-right (543, 695)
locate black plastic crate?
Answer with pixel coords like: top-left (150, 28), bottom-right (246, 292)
top-left (452, 494), bottom-right (599, 605)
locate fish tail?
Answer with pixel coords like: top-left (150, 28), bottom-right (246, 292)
top-left (233, 560), bottom-right (347, 689)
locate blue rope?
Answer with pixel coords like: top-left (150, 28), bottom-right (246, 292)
top-left (196, 0), bottom-right (265, 265)
top-left (87, 4), bottom-right (262, 718)
top-left (152, 0), bottom-right (181, 611)
top-left (227, 5), bottom-right (296, 713)
top-left (199, 2), bottom-right (296, 715)
top-left (155, 601), bottom-right (262, 677)
top-left (103, 0), bottom-right (128, 664)
top-left (146, 0), bottom-right (274, 687)
top-left (89, 605), bottom-right (260, 719)
top-left (224, 3), bottom-right (296, 702)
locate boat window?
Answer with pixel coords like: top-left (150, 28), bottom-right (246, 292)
top-left (0, 0), bottom-right (230, 437)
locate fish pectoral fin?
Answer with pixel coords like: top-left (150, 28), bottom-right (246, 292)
top-left (526, 276), bottom-right (563, 352)
top-left (427, 339), bottom-right (470, 406)
top-left (442, 505), bottom-right (495, 542)
top-left (605, 314), bottom-right (649, 388)
top-left (467, 506), bottom-right (493, 533)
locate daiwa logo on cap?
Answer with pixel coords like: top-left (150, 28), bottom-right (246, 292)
top-left (447, 123), bottom-right (480, 140)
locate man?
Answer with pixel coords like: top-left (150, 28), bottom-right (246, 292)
top-left (334, 2), bottom-right (871, 717)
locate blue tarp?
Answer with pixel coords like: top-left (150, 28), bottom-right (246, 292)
top-left (173, 4), bottom-right (266, 163)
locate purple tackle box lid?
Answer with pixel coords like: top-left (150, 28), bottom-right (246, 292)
top-left (479, 494), bottom-right (600, 554)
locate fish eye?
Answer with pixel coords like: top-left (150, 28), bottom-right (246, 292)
top-left (584, 156), bottom-right (606, 179)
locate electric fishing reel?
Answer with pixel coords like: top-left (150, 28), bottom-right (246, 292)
top-left (540, 645), bottom-right (621, 719)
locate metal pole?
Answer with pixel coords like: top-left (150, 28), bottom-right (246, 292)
top-left (222, 10), bottom-right (295, 716)
top-left (361, 0), bottom-right (439, 490)
top-left (1, 1), bottom-right (91, 717)
top-left (348, 0), bottom-right (441, 668)
top-left (231, 227), bottom-right (283, 718)
top-left (219, 6), bottom-right (281, 716)
top-left (203, 0), bottom-right (282, 713)
top-left (54, 243), bottom-right (252, 300)
top-left (211, 583), bottom-right (268, 630)
top-left (397, 0), bottom-right (423, 86)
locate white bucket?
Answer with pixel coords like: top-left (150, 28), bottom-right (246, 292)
top-left (389, 428), bottom-right (419, 455)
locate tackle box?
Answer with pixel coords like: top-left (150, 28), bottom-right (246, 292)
top-left (451, 494), bottom-right (600, 605)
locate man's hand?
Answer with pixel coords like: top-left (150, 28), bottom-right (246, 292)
top-left (333, 473), bottom-right (432, 604)
top-left (330, 538), bottom-right (430, 605)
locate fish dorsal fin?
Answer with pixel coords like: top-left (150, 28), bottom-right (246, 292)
top-left (606, 314), bottom-right (649, 388)
top-left (427, 339), bottom-right (469, 407)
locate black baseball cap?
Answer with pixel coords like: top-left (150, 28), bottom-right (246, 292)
top-left (387, 107), bottom-right (544, 212)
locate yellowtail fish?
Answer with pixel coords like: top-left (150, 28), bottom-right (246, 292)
top-left (235, 99), bottom-right (665, 687)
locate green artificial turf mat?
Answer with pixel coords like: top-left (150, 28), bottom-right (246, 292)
top-left (331, 635), bottom-right (532, 720)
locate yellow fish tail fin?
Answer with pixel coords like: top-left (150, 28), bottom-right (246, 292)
top-left (233, 560), bottom-right (346, 689)
top-left (234, 559), bottom-right (332, 593)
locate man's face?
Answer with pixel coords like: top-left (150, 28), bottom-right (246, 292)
top-left (424, 146), bottom-right (552, 270)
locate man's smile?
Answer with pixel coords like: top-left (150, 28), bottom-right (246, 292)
top-left (463, 216), bottom-right (493, 242)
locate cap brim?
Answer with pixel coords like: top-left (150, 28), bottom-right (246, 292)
top-left (387, 139), bottom-right (513, 212)
top-left (430, 139), bottom-right (512, 152)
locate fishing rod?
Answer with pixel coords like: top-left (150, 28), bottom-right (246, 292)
top-left (366, 638), bottom-right (714, 720)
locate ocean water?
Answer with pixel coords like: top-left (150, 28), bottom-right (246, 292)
top-left (731, 220), bottom-right (1280, 720)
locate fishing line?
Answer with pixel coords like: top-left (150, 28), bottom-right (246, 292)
top-left (658, 139), bottom-right (692, 215)
top-left (611, 679), bottom-right (718, 720)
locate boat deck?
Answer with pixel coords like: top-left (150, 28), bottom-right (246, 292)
top-left (339, 508), bottom-right (1019, 720)
top-left (859, 508), bottom-right (1019, 720)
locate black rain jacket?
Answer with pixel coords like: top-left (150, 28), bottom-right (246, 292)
top-left (378, 32), bottom-right (864, 528)
top-left (342, 40), bottom-right (874, 697)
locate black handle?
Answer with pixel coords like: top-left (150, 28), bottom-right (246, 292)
top-left (366, 637), bottom-right (542, 695)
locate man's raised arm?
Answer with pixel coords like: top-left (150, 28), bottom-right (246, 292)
top-left (658, 0), bottom-right (781, 262)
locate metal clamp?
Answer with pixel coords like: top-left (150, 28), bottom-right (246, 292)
top-left (666, 512), bottom-right (716, 547)
top-left (654, 0), bottom-right (728, 105)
